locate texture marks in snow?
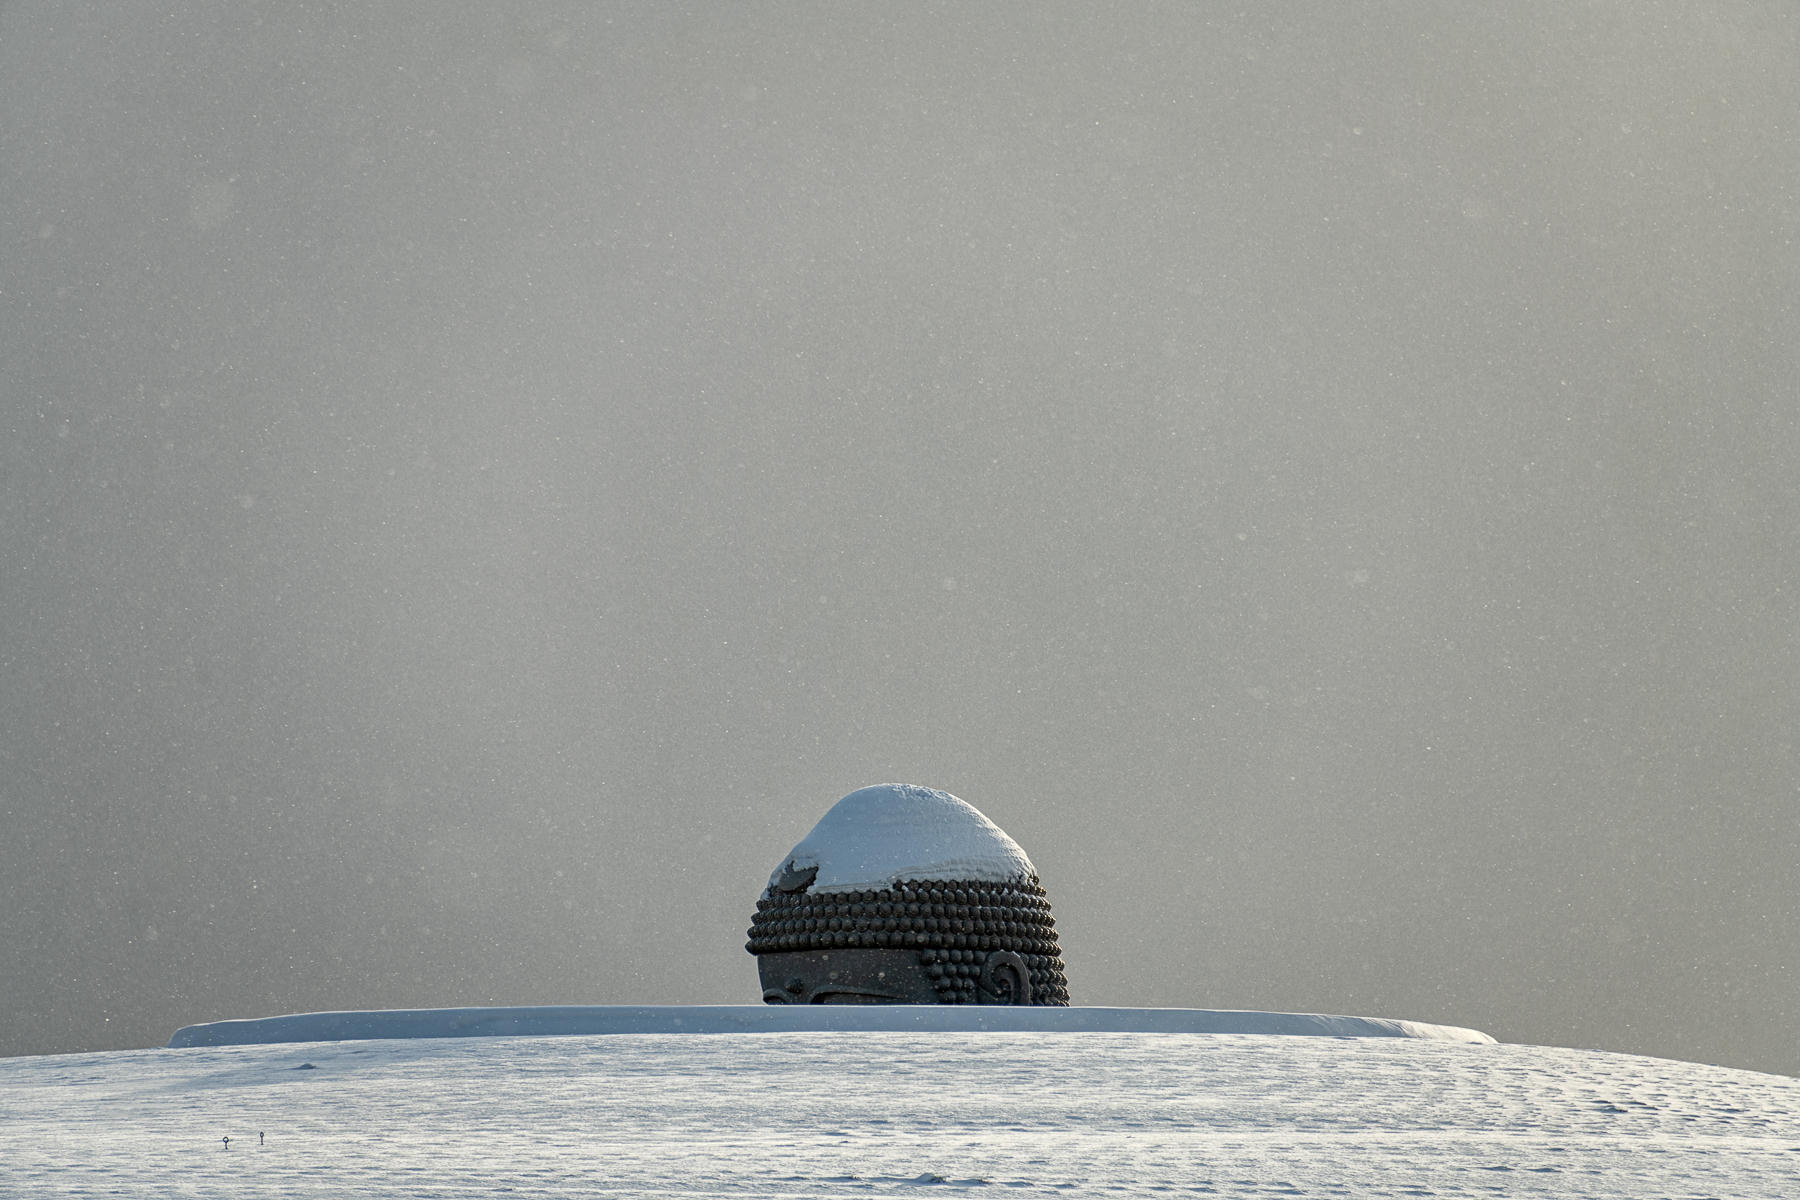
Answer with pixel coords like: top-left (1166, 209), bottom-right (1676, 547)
top-left (5, 1033), bottom-right (1799, 1198)
top-left (770, 783), bottom-right (1037, 893)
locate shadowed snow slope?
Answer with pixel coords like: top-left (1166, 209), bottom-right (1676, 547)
top-left (4, 1032), bottom-right (1798, 1198)
top-left (165, 1004), bottom-right (1495, 1047)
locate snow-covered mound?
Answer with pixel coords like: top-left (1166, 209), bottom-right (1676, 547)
top-left (768, 783), bottom-right (1037, 892)
top-left (165, 1004), bottom-right (1495, 1047)
top-left (7, 1031), bottom-right (1798, 1198)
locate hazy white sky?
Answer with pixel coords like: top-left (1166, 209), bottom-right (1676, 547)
top-left (2, 3), bottom-right (1796, 1072)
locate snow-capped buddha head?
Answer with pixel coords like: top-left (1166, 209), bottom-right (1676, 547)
top-left (745, 784), bottom-right (1069, 1006)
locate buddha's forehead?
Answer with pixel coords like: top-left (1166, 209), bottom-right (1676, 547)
top-left (757, 948), bottom-right (936, 1004)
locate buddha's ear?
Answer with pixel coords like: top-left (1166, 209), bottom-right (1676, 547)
top-left (979, 949), bottom-right (1033, 1006)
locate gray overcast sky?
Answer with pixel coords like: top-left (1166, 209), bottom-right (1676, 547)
top-left (3, 3), bottom-right (1797, 1073)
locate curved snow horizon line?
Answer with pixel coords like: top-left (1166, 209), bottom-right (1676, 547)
top-left (166, 1004), bottom-right (1496, 1048)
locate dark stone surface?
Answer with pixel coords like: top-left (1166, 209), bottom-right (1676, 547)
top-left (756, 949), bottom-right (940, 1004)
top-left (747, 877), bottom-right (1069, 1005)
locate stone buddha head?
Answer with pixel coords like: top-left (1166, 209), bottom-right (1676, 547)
top-left (746, 784), bottom-right (1069, 1006)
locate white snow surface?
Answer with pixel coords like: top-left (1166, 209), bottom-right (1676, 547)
top-left (6, 1029), bottom-right (1799, 1198)
top-left (769, 783), bottom-right (1038, 893)
top-left (164, 1004), bottom-right (1496, 1047)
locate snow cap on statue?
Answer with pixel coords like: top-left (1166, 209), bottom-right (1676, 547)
top-left (765, 783), bottom-right (1039, 893)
